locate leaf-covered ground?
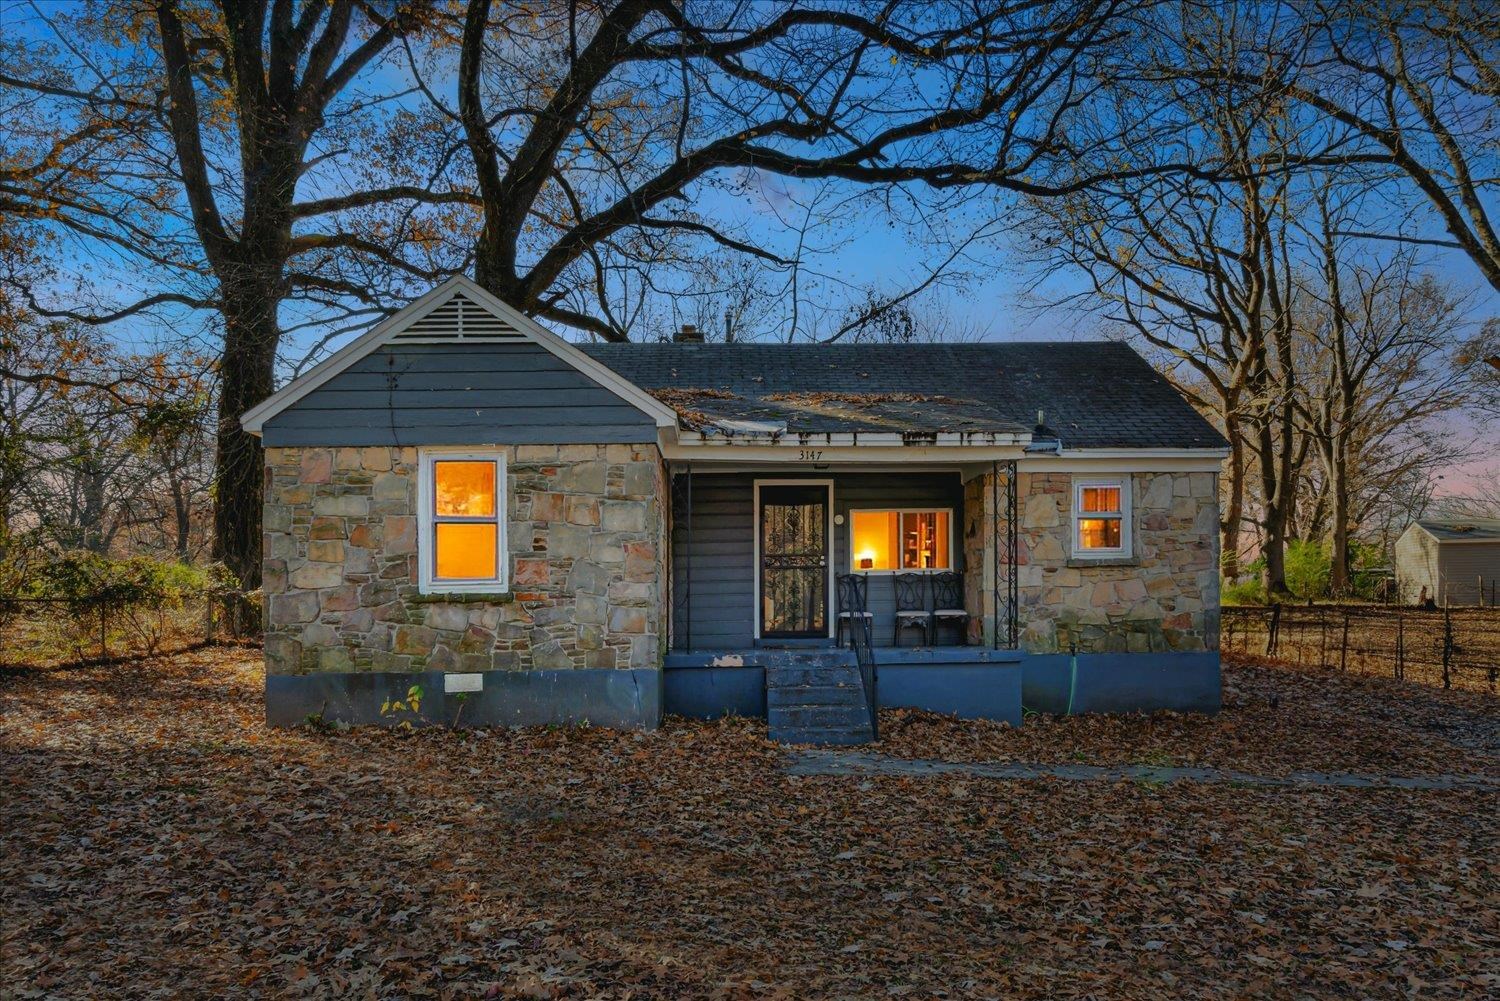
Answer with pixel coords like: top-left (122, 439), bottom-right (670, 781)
top-left (879, 657), bottom-right (1500, 780)
top-left (2, 649), bottom-right (1496, 999)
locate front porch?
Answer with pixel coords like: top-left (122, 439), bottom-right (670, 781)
top-left (668, 467), bottom-right (1016, 650)
top-left (664, 465), bottom-right (1023, 738)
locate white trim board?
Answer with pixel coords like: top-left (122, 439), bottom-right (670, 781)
top-left (241, 275), bottom-right (679, 435)
top-left (752, 478), bottom-right (836, 641)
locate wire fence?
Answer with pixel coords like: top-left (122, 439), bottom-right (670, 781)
top-left (1222, 604), bottom-right (1500, 694)
top-left (0, 589), bottom-right (258, 669)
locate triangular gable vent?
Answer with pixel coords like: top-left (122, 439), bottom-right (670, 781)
top-left (389, 291), bottom-right (525, 343)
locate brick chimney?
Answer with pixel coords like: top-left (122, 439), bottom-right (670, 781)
top-left (674, 323), bottom-right (703, 343)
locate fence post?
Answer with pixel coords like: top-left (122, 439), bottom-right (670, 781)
top-left (1442, 607), bottom-right (1453, 690)
top-left (1266, 603), bottom-right (1281, 656)
top-left (1340, 611), bottom-right (1349, 673)
top-left (1395, 614), bottom-right (1404, 681)
top-left (1319, 608), bottom-right (1328, 670)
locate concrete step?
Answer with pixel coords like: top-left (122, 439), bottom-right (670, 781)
top-left (762, 648), bottom-right (874, 745)
top-left (768, 724), bottom-right (874, 746)
top-left (769, 704), bottom-right (871, 728)
top-left (765, 664), bottom-right (862, 687)
top-left (766, 684), bottom-right (867, 708)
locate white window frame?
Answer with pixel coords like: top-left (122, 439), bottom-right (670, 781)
top-left (847, 506), bottom-right (956, 574)
top-left (1071, 477), bottom-right (1132, 559)
top-left (417, 447), bottom-right (509, 594)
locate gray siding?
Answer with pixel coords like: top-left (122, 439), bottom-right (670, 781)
top-left (262, 343), bottom-right (658, 446)
top-left (1436, 542), bottom-right (1500, 605)
top-left (671, 471), bottom-right (965, 649)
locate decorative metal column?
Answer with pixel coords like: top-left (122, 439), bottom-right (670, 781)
top-left (991, 459), bottom-right (1019, 650)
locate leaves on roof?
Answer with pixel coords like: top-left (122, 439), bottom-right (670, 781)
top-left (646, 388), bottom-right (740, 429)
top-left (761, 391), bottom-right (960, 408)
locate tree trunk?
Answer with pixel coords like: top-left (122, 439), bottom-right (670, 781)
top-left (171, 473), bottom-right (191, 560)
top-left (1328, 437), bottom-right (1351, 596)
top-left (213, 278), bottom-right (281, 589)
top-left (1255, 416), bottom-right (1292, 598)
top-left (1221, 425), bottom-right (1246, 579)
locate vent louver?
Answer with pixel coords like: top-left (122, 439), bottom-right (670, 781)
top-left (389, 292), bottom-right (525, 343)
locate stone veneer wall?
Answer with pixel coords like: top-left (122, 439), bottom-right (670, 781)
top-left (262, 443), bottom-right (667, 675)
top-left (964, 470), bottom-right (1219, 654)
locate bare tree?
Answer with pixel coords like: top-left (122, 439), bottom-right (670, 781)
top-left (1293, 197), bottom-right (1481, 591)
top-left (1238, 0), bottom-right (1500, 290)
top-left (1017, 2), bottom-right (1308, 589)
top-left (1433, 471), bottom-right (1500, 519)
top-left (3, 0), bottom-right (468, 587)
top-left (439, 0), bottom-right (1232, 342)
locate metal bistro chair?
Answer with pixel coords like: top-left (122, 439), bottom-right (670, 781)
top-left (931, 571), bottom-right (969, 645)
top-left (835, 573), bottom-right (873, 648)
top-left (893, 572), bottom-right (931, 647)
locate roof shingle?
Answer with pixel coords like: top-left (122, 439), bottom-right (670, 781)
top-left (580, 341), bottom-right (1226, 449)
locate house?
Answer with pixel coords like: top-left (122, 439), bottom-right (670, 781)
top-left (243, 276), bottom-right (1227, 741)
top-left (1394, 518), bottom-right (1500, 606)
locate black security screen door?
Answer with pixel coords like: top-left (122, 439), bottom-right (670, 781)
top-left (759, 484), bottom-right (829, 638)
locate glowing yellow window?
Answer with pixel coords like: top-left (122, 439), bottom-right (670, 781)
top-left (850, 509), bottom-right (952, 571)
top-left (1074, 481), bottom-right (1128, 555)
top-left (422, 453), bottom-right (506, 590)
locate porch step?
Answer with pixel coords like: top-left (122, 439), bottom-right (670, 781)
top-left (765, 650), bottom-right (874, 746)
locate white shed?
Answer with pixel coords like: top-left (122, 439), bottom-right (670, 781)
top-left (1394, 518), bottom-right (1500, 606)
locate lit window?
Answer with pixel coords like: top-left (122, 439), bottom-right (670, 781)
top-left (850, 509), bottom-right (951, 571)
top-left (419, 450), bottom-right (507, 592)
top-left (1073, 479), bottom-right (1130, 557)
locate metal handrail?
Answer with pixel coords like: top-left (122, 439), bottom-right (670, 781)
top-left (845, 577), bottom-right (879, 740)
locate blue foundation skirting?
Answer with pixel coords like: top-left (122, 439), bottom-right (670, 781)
top-left (265, 667), bottom-right (662, 729)
top-left (663, 647), bottom-right (1026, 725)
top-left (1021, 651), bottom-right (1221, 715)
top-left (262, 650), bottom-right (1221, 729)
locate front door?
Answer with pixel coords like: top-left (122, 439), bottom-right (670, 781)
top-left (758, 483), bottom-right (830, 639)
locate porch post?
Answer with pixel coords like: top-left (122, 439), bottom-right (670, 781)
top-left (992, 460), bottom-right (999, 650)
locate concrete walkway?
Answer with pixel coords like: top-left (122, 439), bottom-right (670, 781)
top-left (786, 748), bottom-right (1500, 792)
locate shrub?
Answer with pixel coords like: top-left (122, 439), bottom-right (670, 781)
top-left (7, 553), bottom-right (237, 657)
top-left (1284, 539), bottom-right (1331, 601)
top-left (1221, 577), bottom-right (1266, 605)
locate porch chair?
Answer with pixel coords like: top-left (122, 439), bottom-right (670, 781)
top-left (931, 571), bottom-right (968, 645)
top-left (893, 572), bottom-right (931, 647)
top-left (835, 573), bottom-right (873, 648)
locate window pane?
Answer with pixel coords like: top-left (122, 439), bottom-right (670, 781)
top-left (900, 511), bottom-right (951, 569)
top-left (1079, 517), bottom-right (1121, 550)
top-left (851, 511), bottom-right (900, 570)
top-left (435, 523), bottom-right (498, 579)
top-left (435, 461), bottom-right (496, 517)
top-left (1080, 486), bottom-right (1121, 514)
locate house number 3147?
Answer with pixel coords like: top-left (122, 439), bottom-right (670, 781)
top-left (798, 449), bottom-right (823, 461)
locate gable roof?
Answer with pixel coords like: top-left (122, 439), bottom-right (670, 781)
top-left (1412, 518), bottom-right (1500, 543)
top-left (241, 276), bottom-right (678, 435)
top-left (580, 341), bottom-right (1226, 449)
